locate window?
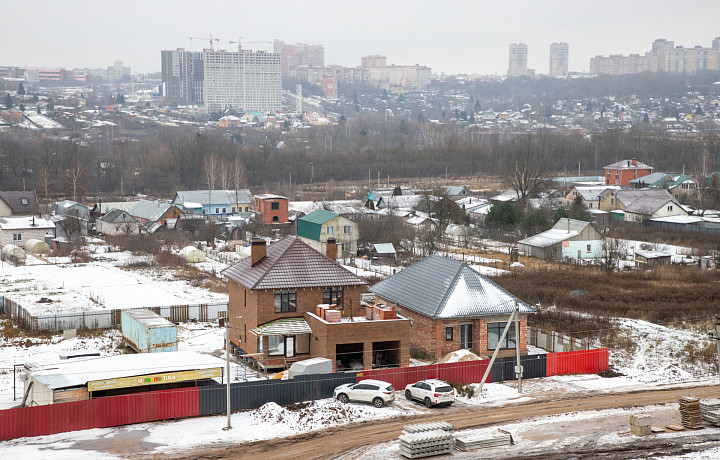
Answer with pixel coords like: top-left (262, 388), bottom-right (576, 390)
top-left (343, 225), bottom-right (351, 234)
top-left (231, 207), bottom-right (236, 213)
top-left (586, 244), bottom-right (592, 252)
top-left (245, 207), bottom-right (249, 212)
top-left (267, 335), bottom-right (284, 356)
top-left (272, 216), bottom-right (279, 222)
top-left (487, 322), bottom-right (516, 350)
top-left (215, 207), bottom-right (220, 214)
top-left (323, 287), bottom-right (344, 309)
top-left (668, 205), bottom-right (673, 211)
top-left (460, 324), bottom-right (472, 349)
top-left (13, 233), bottom-right (21, 241)
top-left (445, 327), bottom-right (453, 341)
top-left (326, 225), bottom-right (334, 234)
top-left (21, 198), bottom-right (28, 205)
top-left (342, 243), bottom-right (350, 252)
top-left (271, 201), bottom-right (280, 210)
top-left (611, 198), bottom-right (615, 205)
top-left (274, 290), bottom-right (297, 313)
top-left (222, 207), bottom-right (226, 214)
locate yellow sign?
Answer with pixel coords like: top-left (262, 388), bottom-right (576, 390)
top-left (88, 367), bottom-right (222, 391)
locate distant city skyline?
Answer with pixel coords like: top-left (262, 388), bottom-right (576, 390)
top-left (3, 0), bottom-right (719, 76)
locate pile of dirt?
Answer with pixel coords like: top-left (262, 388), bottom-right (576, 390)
top-left (252, 400), bottom-right (366, 431)
top-left (438, 349), bottom-right (485, 363)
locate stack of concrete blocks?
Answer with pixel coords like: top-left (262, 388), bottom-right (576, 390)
top-left (700, 399), bottom-right (720, 426)
top-left (324, 309), bottom-right (342, 323)
top-left (398, 430), bottom-right (454, 459)
top-left (630, 413), bottom-right (652, 436)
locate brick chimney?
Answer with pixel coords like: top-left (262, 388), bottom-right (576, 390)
top-left (632, 158), bottom-right (638, 166)
top-left (326, 237), bottom-right (338, 260)
top-left (250, 238), bottom-right (267, 266)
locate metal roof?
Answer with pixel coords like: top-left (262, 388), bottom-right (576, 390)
top-left (369, 255), bottom-right (535, 319)
top-left (373, 243), bottom-right (396, 255)
top-left (299, 209), bottom-right (339, 224)
top-left (518, 218), bottom-right (594, 248)
top-left (99, 208), bottom-right (138, 223)
top-left (250, 318), bottom-right (312, 336)
top-left (131, 200), bottom-right (175, 222)
top-left (174, 190), bottom-right (253, 207)
top-left (635, 250), bottom-right (671, 259)
top-left (297, 209), bottom-right (339, 241)
top-left (222, 236), bottom-right (368, 290)
top-left (29, 351), bottom-right (224, 390)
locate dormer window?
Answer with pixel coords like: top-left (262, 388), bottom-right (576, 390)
top-left (21, 198), bottom-right (28, 205)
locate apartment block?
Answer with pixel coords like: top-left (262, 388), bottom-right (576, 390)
top-left (549, 42), bottom-right (569, 77)
top-left (508, 43), bottom-right (528, 77)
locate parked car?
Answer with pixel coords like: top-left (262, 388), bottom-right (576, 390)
top-left (333, 379), bottom-right (395, 408)
top-left (404, 379), bottom-right (455, 407)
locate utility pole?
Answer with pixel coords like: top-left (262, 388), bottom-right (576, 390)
top-left (224, 319), bottom-right (232, 430)
top-left (514, 300), bottom-right (523, 393)
top-left (710, 315), bottom-right (720, 385)
top-left (478, 308), bottom-right (516, 394)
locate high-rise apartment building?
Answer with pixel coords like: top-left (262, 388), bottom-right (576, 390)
top-left (549, 42), bottom-right (569, 77)
top-left (273, 40), bottom-right (324, 78)
top-left (202, 49), bottom-right (281, 112)
top-left (508, 43), bottom-right (528, 77)
top-left (590, 37), bottom-right (720, 76)
top-left (161, 49), bottom-right (203, 105)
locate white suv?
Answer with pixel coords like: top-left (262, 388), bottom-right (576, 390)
top-left (404, 379), bottom-right (455, 408)
top-left (333, 379), bottom-right (396, 408)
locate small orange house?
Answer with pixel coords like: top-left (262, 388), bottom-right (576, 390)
top-left (254, 194), bottom-right (289, 224)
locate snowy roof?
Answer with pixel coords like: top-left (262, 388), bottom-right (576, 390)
top-left (369, 255), bottom-right (534, 319)
top-left (519, 218), bottom-right (595, 248)
top-left (651, 215), bottom-right (703, 224)
top-left (251, 318), bottom-right (312, 336)
top-left (634, 250), bottom-right (671, 259)
top-left (617, 189), bottom-right (674, 208)
top-left (0, 216), bottom-right (55, 230)
top-left (373, 243), bottom-right (396, 255)
top-left (122, 309), bottom-right (174, 328)
top-left (572, 186), bottom-right (620, 202)
top-left (131, 199), bottom-right (176, 222)
top-left (603, 159), bottom-right (653, 170)
top-left (255, 194), bottom-right (288, 200)
top-left (491, 189), bottom-right (520, 202)
top-left (29, 351), bottom-right (224, 390)
top-left (174, 190), bottom-right (253, 207)
top-left (99, 201), bottom-right (137, 213)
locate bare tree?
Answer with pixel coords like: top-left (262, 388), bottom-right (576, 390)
top-left (501, 135), bottom-right (550, 209)
top-left (203, 154), bottom-right (220, 216)
top-left (65, 164), bottom-right (87, 202)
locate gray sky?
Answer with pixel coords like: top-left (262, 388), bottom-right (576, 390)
top-left (2, 0), bottom-right (719, 76)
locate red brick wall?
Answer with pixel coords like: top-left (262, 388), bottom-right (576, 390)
top-left (377, 296), bottom-right (529, 360)
top-left (605, 168), bottom-right (652, 186)
top-left (254, 198), bottom-right (289, 224)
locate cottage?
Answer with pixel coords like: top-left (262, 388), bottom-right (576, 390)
top-left (130, 200), bottom-right (183, 231)
top-left (0, 190), bottom-right (39, 216)
top-left (0, 216), bottom-right (55, 247)
top-left (369, 255), bottom-right (536, 360)
top-left (96, 208), bottom-right (140, 235)
top-left (518, 218), bottom-right (602, 260)
top-left (173, 189), bottom-right (253, 217)
top-left (222, 236), bottom-right (409, 371)
top-left (564, 185), bottom-right (620, 210)
top-left (297, 209), bottom-right (358, 259)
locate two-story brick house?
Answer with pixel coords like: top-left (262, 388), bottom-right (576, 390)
top-left (254, 194), bottom-right (289, 224)
top-left (369, 255), bottom-right (536, 360)
top-left (223, 236), bottom-right (410, 371)
top-left (603, 158), bottom-right (653, 186)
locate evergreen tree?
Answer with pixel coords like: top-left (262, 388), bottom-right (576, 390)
top-left (643, 112), bottom-right (650, 123)
top-left (4, 93), bottom-right (12, 109)
top-left (17, 83), bottom-right (25, 96)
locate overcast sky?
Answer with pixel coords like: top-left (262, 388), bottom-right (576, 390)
top-left (2, 1), bottom-right (719, 76)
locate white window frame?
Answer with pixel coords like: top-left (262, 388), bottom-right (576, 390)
top-left (13, 233), bottom-right (22, 241)
top-left (326, 225), bottom-right (334, 234)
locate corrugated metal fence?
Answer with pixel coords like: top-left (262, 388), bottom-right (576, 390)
top-left (0, 348), bottom-right (608, 441)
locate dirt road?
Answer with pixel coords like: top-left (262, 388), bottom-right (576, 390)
top-left (165, 385), bottom-right (720, 460)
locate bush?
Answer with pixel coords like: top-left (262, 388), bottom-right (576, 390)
top-left (448, 381), bottom-right (475, 398)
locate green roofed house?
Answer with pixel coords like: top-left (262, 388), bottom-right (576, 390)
top-left (297, 209), bottom-right (358, 259)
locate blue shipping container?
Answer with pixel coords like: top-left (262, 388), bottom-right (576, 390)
top-left (121, 309), bottom-right (178, 353)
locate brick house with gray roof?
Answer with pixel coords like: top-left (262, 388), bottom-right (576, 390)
top-left (369, 255), bottom-right (536, 360)
top-left (223, 236), bottom-right (409, 371)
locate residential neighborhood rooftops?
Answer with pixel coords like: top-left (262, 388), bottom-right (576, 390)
top-left (369, 255), bottom-right (535, 319)
top-left (222, 236), bottom-right (368, 290)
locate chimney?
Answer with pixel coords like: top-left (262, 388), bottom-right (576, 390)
top-left (326, 237), bottom-right (338, 260)
top-left (250, 238), bottom-right (266, 266)
top-left (632, 158), bottom-right (638, 166)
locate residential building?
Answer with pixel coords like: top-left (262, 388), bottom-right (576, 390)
top-left (254, 194), bottom-right (289, 224)
top-left (273, 40), bottom-right (325, 78)
top-left (322, 74), bottom-right (339, 98)
top-left (0, 190), bottom-right (39, 216)
top-left (598, 189), bottom-right (674, 212)
top-left (223, 236), bottom-right (409, 371)
top-left (173, 190), bottom-right (253, 217)
top-left (564, 185), bottom-right (620, 210)
top-left (161, 48), bottom-right (204, 105)
top-left (129, 200), bottom-right (183, 231)
top-left (549, 42), bottom-right (569, 77)
top-left (202, 49), bottom-right (281, 112)
top-left (508, 43), bottom-right (528, 77)
top-left (360, 55), bottom-right (432, 91)
top-left (518, 218), bottom-right (603, 261)
top-left (0, 216), bottom-right (55, 247)
top-left (603, 158), bottom-right (653, 186)
top-left (369, 255), bottom-right (536, 360)
top-left (297, 209), bottom-right (358, 258)
top-left (96, 209), bottom-right (140, 235)
top-left (622, 195), bottom-right (687, 223)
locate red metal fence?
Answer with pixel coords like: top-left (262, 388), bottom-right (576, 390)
top-left (0, 387), bottom-right (198, 441)
top-left (546, 348), bottom-right (609, 377)
top-left (356, 359), bottom-right (492, 389)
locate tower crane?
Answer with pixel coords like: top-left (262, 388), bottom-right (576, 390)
top-left (228, 37), bottom-right (272, 52)
top-left (188, 34), bottom-right (219, 51)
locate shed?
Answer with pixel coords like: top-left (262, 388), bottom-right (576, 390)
top-left (121, 309), bottom-right (178, 353)
top-left (634, 250), bottom-right (671, 269)
top-left (180, 246), bottom-right (206, 263)
top-left (24, 239), bottom-right (50, 254)
top-left (372, 243), bottom-right (397, 264)
top-left (2, 244), bottom-right (26, 261)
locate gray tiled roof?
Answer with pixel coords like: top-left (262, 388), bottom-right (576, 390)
top-left (0, 190), bottom-right (39, 215)
top-left (222, 236), bottom-right (368, 290)
top-left (369, 255), bottom-right (535, 319)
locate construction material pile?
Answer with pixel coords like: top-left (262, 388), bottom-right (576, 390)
top-left (629, 413), bottom-right (652, 436)
top-left (455, 431), bottom-right (513, 451)
top-left (403, 421), bottom-right (454, 434)
top-left (679, 396), bottom-right (703, 429)
top-left (399, 430), bottom-right (454, 459)
top-left (700, 398), bottom-right (720, 426)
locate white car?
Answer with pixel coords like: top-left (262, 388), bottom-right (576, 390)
top-left (404, 379), bottom-right (455, 408)
top-left (333, 379), bottom-right (396, 408)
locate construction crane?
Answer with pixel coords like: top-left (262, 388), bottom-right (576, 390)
top-left (228, 37), bottom-right (272, 52)
top-left (188, 34), bottom-right (219, 51)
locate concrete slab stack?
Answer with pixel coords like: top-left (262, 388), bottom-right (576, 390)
top-left (679, 396), bottom-right (703, 429)
top-left (455, 431), bottom-right (513, 451)
top-left (398, 429), bottom-right (454, 459)
top-left (700, 399), bottom-right (720, 426)
top-left (403, 421), bottom-right (454, 434)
